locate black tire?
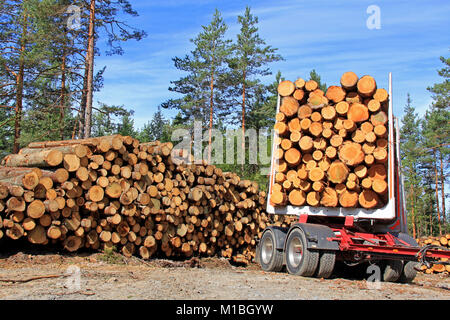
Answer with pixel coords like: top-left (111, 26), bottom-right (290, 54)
top-left (383, 260), bottom-right (403, 282)
top-left (258, 230), bottom-right (284, 272)
top-left (285, 228), bottom-right (319, 277)
top-left (315, 251), bottom-right (336, 279)
top-left (398, 261), bottom-right (418, 283)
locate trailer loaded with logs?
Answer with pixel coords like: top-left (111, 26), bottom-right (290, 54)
top-left (257, 72), bottom-right (450, 281)
top-left (0, 135), bottom-right (287, 265)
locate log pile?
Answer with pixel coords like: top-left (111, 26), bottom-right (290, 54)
top-left (417, 234), bottom-right (450, 274)
top-left (272, 72), bottom-right (390, 209)
top-left (0, 135), bottom-right (283, 265)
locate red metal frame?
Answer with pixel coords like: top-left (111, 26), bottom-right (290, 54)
top-left (298, 216), bottom-right (450, 262)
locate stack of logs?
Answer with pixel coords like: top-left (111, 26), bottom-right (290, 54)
top-left (272, 72), bottom-right (390, 209)
top-left (0, 135), bottom-right (283, 265)
top-left (417, 234), bottom-right (450, 274)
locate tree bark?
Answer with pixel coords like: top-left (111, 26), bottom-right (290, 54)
top-left (208, 67), bottom-right (214, 164)
top-left (60, 53), bottom-right (67, 141)
top-left (433, 150), bottom-right (442, 235)
top-left (13, 12), bottom-right (28, 154)
top-left (439, 151), bottom-right (446, 227)
top-left (241, 70), bottom-right (246, 174)
top-left (409, 184), bottom-right (416, 239)
top-left (84, 0), bottom-right (96, 139)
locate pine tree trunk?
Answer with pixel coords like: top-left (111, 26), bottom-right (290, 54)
top-left (13, 13), bottom-right (27, 154)
top-left (433, 150), bottom-right (442, 235)
top-left (439, 151), bottom-right (446, 227)
top-left (60, 54), bottom-right (67, 141)
top-left (84, 0), bottom-right (96, 139)
top-left (78, 65), bottom-right (88, 139)
top-left (241, 71), bottom-right (246, 174)
top-left (208, 69), bottom-right (214, 164)
top-left (410, 184), bottom-right (416, 239)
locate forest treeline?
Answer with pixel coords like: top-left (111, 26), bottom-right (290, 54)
top-left (0, 1), bottom-right (448, 236)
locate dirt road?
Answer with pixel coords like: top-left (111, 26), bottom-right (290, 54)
top-left (0, 251), bottom-right (449, 300)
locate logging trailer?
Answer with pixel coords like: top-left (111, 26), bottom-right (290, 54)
top-left (257, 73), bottom-right (450, 282)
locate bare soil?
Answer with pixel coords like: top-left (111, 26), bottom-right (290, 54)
top-left (0, 251), bottom-right (449, 300)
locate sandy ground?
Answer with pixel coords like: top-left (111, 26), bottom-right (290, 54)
top-left (0, 250), bottom-right (449, 300)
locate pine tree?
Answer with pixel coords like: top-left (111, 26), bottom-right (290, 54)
top-left (162, 9), bottom-right (231, 162)
top-left (426, 55), bottom-right (449, 231)
top-left (72, 0), bottom-right (146, 138)
top-left (139, 106), bottom-right (168, 143)
top-left (400, 94), bottom-right (424, 237)
top-left (226, 6), bottom-right (282, 172)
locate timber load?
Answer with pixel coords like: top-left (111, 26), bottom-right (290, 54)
top-left (0, 135), bottom-right (286, 265)
top-left (417, 234), bottom-right (450, 274)
top-left (272, 72), bottom-right (390, 209)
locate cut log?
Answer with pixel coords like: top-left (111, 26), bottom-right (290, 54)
top-left (368, 99), bottom-right (381, 113)
top-left (299, 136), bottom-right (313, 152)
top-left (274, 122), bottom-right (288, 136)
top-left (280, 97), bottom-right (300, 118)
top-left (63, 154), bottom-right (80, 172)
top-left (309, 122), bottom-right (323, 137)
top-left (328, 161), bottom-right (349, 184)
top-left (359, 190), bottom-right (380, 209)
top-left (305, 80), bottom-right (318, 92)
top-left (288, 190), bottom-right (306, 206)
top-left (306, 191), bottom-right (320, 206)
top-left (326, 86), bottom-right (346, 103)
top-left (370, 111), bottom-right (388, 126)
top-left (339, 190), bottom-right (358, 208)
top-left (368, 164), bottom-right (387, 181)
top-left (372, 179), bottom-right (388, 194)
top-left (321, 106), bottom-right (336, 121)
top-left (28, 225), bottom-right (47, 244)
top-left (373, 88), bottom-right (389, 103)
top-left (278, 80), bottom-right (296, 97)
top-left (64, 235), bottom-right (82, 252)
top-left (321, 188), bottom-right (338, 207)
top-left (288, 118), bottom-right (301, 133)
top-left (294, 78), bottom-right (306, 89)
top-left (284, 148), bottom-right (302, 167)
top-left (335, 101), bottom-right (349, 116)
top-left (308, 167), bottom-right (325, 182)
top-left (2, 150), bottom-right (63, 167)
top-left (271, 190), bottom-right (287, 205)
top-left (347, 103), bottom-right (369, 123)
top-left (27, 200), bottom-right (46, 219)
top-left (298, 105), bottom-right (312, 119)
top-left (293, 89), bottom-right (305, 101)
top-left (373, 147), bottom-right (388, 162)
top-left (339, 143), bottom-right (365, 166)
top-left (340, 72), bottom-right (358, 90)
top-left (357, 75), bottom-right (377, 97)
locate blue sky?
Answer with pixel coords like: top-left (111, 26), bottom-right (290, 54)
top-left (94, 0), bottom-right (450, 129)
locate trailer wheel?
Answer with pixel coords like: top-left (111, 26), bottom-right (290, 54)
top-left (398, 261), bottom-right (418, 283)
top-left (258, 230), bottom-right (284, 272)
top-left (285, 228), bottom-right (319, 277)
top-left (315, 251), bottom-right (336, 279)
top-left (383, 260), bottom-right (403, 282)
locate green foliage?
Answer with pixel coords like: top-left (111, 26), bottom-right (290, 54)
top-left (225, 6), bottom-right (283, 127)
top-left (91, 103), bottom-right (134, 137)
top-left (309, 69), bottom-right (327, 91)
top-left (98, 246), bottom-right (124, 265)
top-left (138, 106), bottom-right (171, 142)
top-left (161, 9), bottom-right (231, 128)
